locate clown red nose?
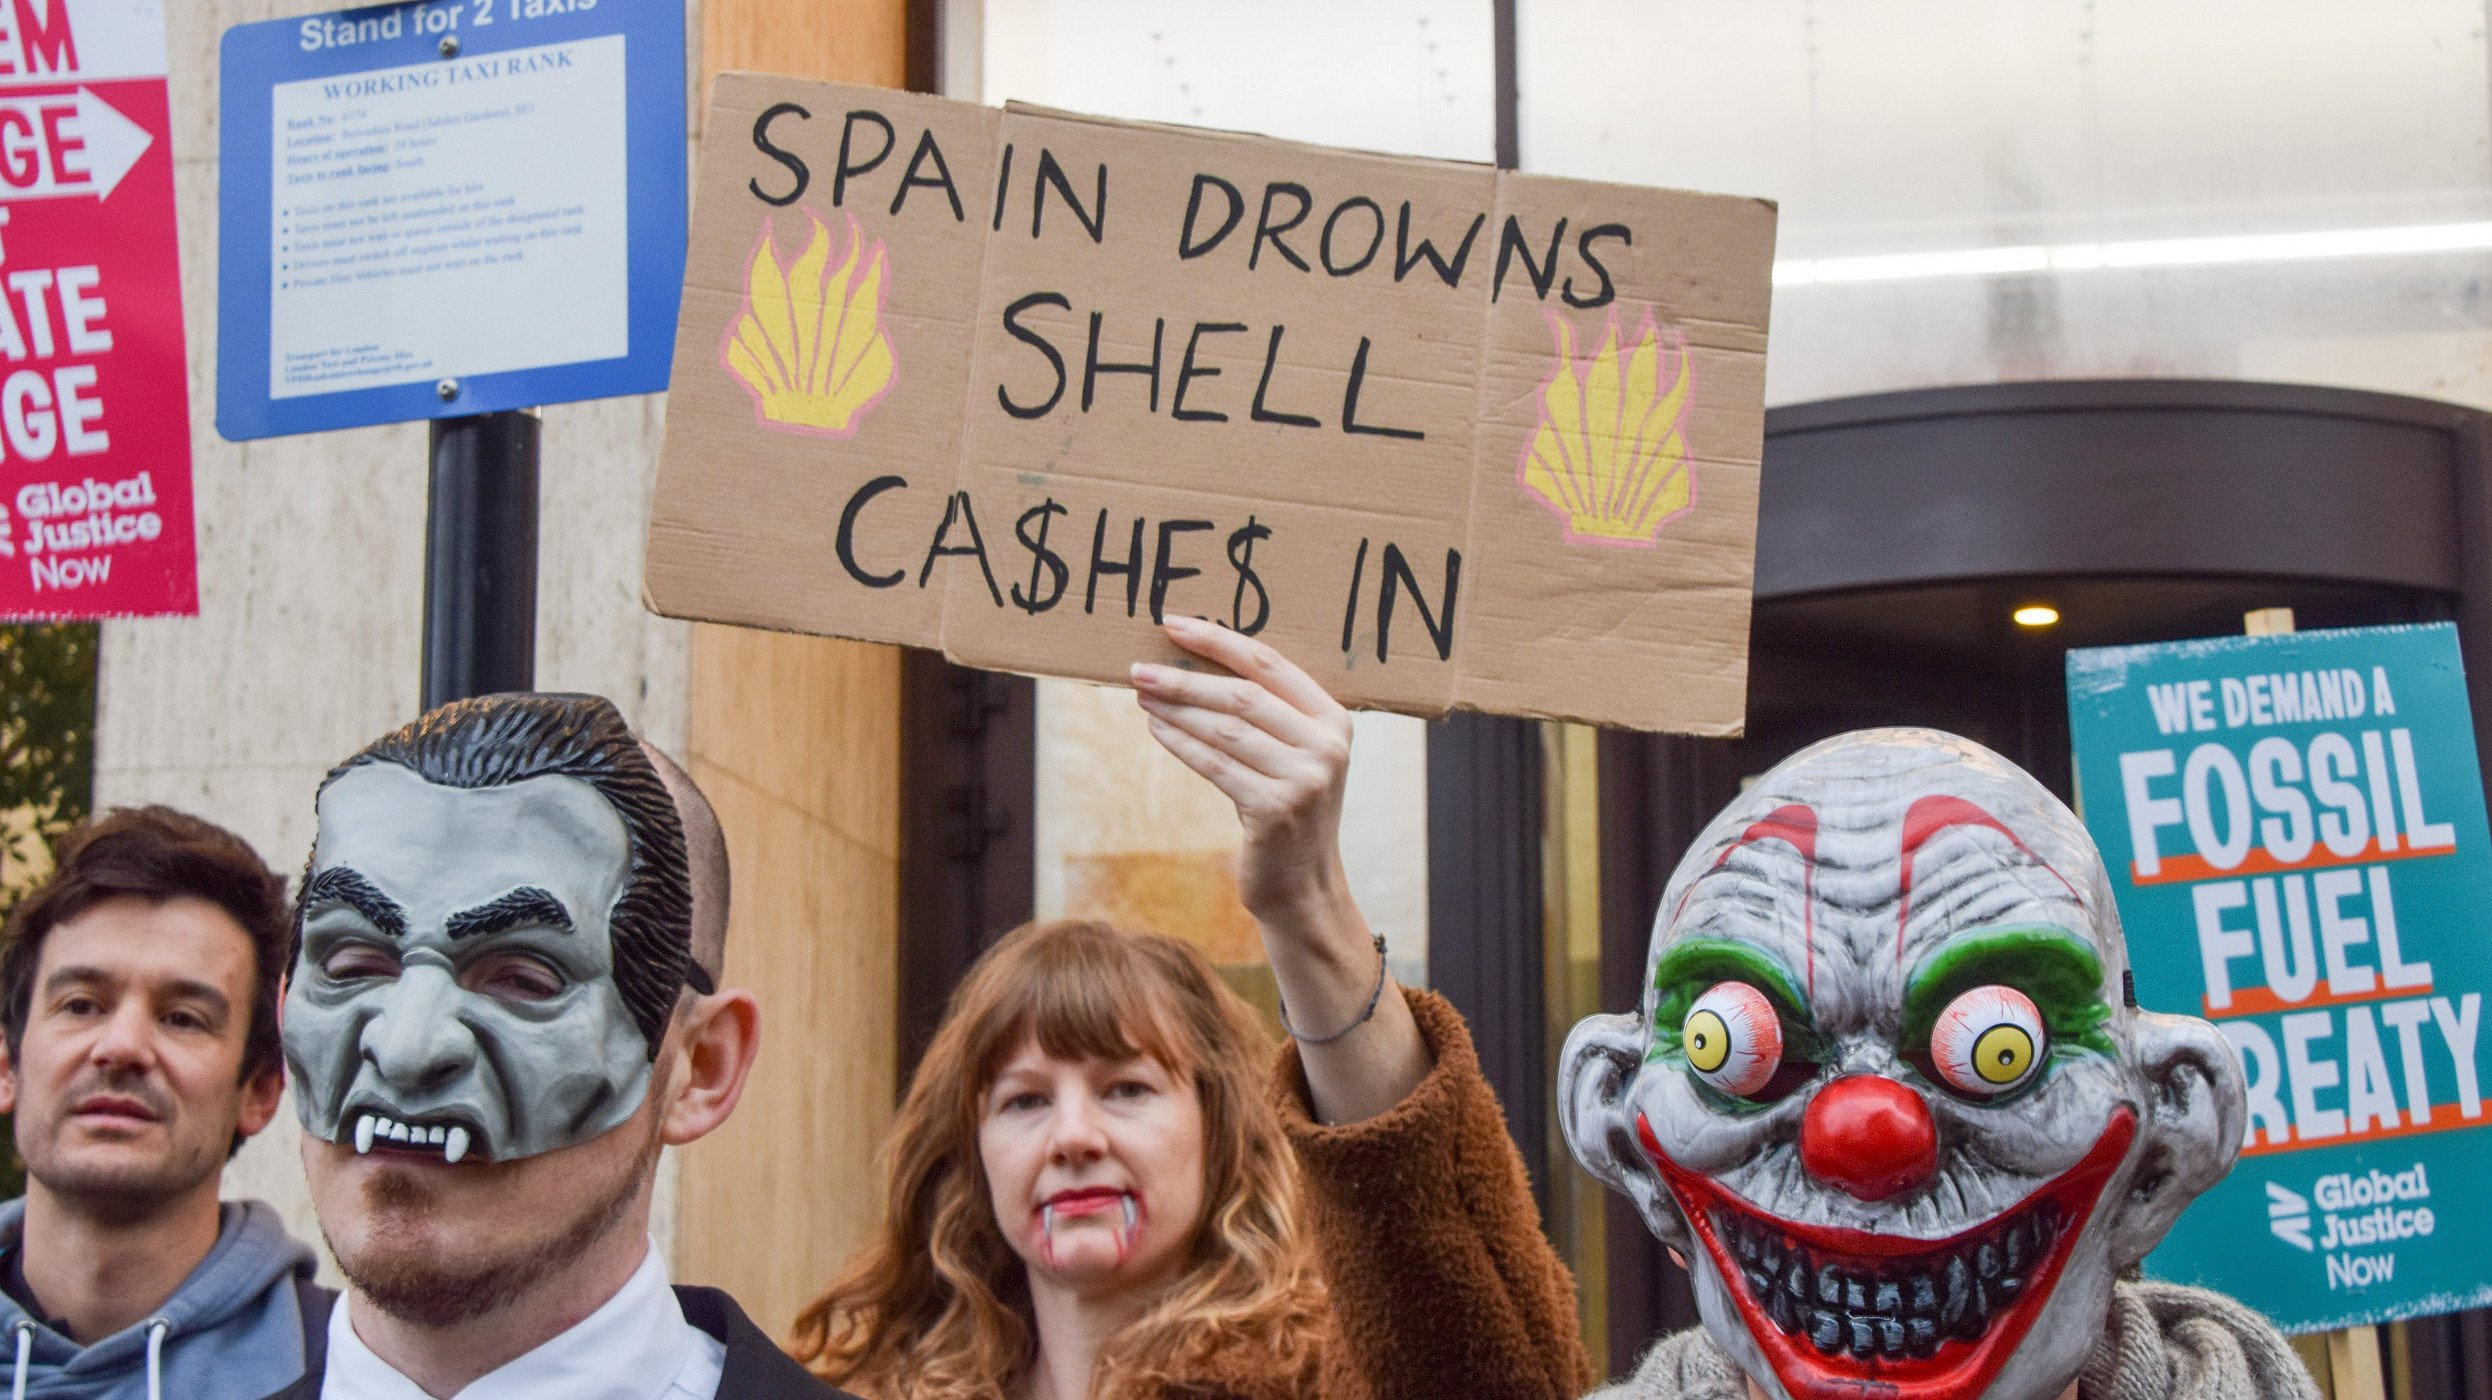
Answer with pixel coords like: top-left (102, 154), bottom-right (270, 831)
top-left (1800, 1075), bottom-right (1937, 1201)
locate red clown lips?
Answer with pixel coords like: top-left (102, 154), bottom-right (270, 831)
top-left (1637, 1106), bottom-right (2136, 1400)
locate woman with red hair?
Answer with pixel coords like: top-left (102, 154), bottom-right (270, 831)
top-left (793, 617), bottom-right (1589, 1400)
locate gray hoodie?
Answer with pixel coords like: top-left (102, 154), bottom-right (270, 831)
top-left (0, 1198), bottom-right (319, 1400)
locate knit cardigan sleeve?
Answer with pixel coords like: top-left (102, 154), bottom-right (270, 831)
top-left (1272, 987), bottom-right (1596, 1400)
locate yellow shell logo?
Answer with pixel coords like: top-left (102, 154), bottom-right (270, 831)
top-left (723, 210), bottom-right (897, 436)
top-left (1518, 310), bottom-right (1694, 547)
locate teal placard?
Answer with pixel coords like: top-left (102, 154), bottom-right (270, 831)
top-left (2067, 623), bottom-right (2492, 1332)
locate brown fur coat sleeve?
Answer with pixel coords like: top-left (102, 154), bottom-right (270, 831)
top-left (1271, 987), bottom-right (1596, 1400)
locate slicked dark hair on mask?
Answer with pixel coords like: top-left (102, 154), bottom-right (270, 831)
top-left (297, 692), bottom-right (693, 1057)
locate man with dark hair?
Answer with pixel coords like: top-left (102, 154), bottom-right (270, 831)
top-left (0, 805), bottom-right (323, 1399)
top-left (272, 693), bottom-right (843, 1399)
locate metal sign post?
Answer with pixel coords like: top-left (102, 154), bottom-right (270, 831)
top-left (216, 0), bottom-right (688, 710)
top-left (421, 409), bottom-right (539, 708)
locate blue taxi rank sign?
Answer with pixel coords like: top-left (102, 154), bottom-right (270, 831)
top-left (216, 0), bottom-right (685, 439)
top-left (2067, 623), bottom-right (2492, 1331)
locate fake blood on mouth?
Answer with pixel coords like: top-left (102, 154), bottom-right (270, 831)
top-left (1037, 1188), bottom-right (1142, 1269)
top-left (1638, 1108), bottom-right (2136, 1400)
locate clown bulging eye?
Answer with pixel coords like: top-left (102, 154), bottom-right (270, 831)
top-left (1930, 985), bottom-right (2046, 1097)
top-left (1682, 981), bottom-right (1783, 1098)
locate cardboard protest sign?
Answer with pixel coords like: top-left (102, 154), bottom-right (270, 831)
top-left (2068, 624), bottom-right (2492, 1329)
top-left (647, 77), bottom-right (1775, 733)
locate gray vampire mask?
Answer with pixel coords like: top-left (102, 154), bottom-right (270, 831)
top-left (1562, 729), bottom-right (2248, 1400)
top-left (281, 693), bottom-right (705, 1166)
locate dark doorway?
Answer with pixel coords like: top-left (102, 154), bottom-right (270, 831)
top-left (895, 650), bottom-right (1037, 1084)
top-left (1743, 574), bottom-right (2453, 799)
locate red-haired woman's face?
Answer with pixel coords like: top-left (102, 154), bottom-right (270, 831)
top-left (978, 1035), bottom-right (1207, 1300)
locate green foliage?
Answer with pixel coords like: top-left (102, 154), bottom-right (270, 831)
top-left (0, 622), bottom-right (94, 915)
top-left (0, 623), bottom-right (98, 1200)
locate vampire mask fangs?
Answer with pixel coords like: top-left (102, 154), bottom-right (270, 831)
top-left (1562, 729), bottom-right (2249, 1400)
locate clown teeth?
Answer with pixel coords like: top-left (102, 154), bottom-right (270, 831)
top-left (1714, 1199), bottom-right (2065, 1362)
top-left (353, 1115), bottom-right (376, 1155)
top-left (444, 1126), bottom-right (469, 1164)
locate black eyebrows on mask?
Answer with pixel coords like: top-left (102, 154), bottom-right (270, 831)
top-left (444, 887), bottom-right (574, 942)
top-left (302, 866), bottom-right (409, 940)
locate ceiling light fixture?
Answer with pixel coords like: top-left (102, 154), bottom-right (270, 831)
top-left (1774, 220), bottom-right (2492, 287)
top-left (2013, 605), bottom-right (2061, 628)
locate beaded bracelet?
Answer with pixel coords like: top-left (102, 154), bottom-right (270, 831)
top-left (1276, 932), bottom-right (1391, 1045)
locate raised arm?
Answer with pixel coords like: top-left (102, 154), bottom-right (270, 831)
top-left (1131, 615), bottom-right (1432, 1124)
top-left (1136, 617), bottom-right (1594, 1400)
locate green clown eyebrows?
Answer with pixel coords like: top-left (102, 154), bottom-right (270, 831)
top-left (1646, 928), bottom-right (2116, 1070)
top-left (1649, 937), bottom-right (1829, 1066)
top-left (1901, 927), bottom-right (2116, 1059)
top-left (1652, 794), bottom-right (2108, 1071)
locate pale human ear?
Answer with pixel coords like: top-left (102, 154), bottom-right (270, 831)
top-left (2105, 1011), bottom-right (2246, 1269)
top-left (0, 1041), bottom-right (15, 1116)
top-left (1560, 1011), bottom-right (1691, 1250)
top-left (660, 988), bottom-right (762, 1147)
top-left (236, 1063), bottom-right (284, 1138)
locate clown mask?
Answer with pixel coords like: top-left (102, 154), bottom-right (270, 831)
top-left (282, 693), bottom-right (699, 1167)
top-left (1563, 729), bottom-right (2248, 1400)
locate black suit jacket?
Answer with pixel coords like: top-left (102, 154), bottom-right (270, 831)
top-left (261, 1282), bottom-right (856, 1400)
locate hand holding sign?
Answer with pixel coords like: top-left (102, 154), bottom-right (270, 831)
top-left (1136, 615), bottom-right (1356, 921)
top-left (1136, 617), bottom-right (1429, 1125)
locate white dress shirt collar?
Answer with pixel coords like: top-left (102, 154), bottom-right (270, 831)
top-left (325, 1239), bottom-right (727, 1400)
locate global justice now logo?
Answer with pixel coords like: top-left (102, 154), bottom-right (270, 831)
top-left (0, 471), bottom-right (166, 591)
top-left (2264, 1163), bottom-right (2433, 1291)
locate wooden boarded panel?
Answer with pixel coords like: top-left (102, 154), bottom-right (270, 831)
top-left (669, 0), bottom-right (906, 1343)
